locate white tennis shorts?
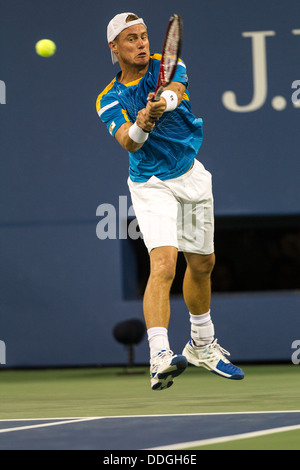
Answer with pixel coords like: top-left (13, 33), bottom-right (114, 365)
top-left (127, 159), bottom-right (214, 254)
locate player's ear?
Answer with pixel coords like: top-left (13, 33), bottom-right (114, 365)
top-left (109, 41), bottom-right (118, 56)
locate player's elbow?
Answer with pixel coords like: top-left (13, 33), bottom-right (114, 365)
top-left (123, 139), bottom-right (142, 153)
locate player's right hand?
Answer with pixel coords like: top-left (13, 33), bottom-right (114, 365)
top-left (136, 108), bottom-right (156, 132)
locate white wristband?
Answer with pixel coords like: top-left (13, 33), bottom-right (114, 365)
top-left (161, 90), bottom-right (178, 112)
top-left (128, 122), bottom-right (149, 144)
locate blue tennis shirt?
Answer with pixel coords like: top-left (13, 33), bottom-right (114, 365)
top-left (96, 54), bottom-right (203, 182)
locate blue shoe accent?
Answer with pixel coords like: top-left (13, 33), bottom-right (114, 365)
top-left (150, 352), bottom-right (188, 390)
top-left (182, 338), bottom-right (245, 380)
top-left (157, 355), bottom-right (188, 380)
top-left (213, 359), bottom-right (245, 380)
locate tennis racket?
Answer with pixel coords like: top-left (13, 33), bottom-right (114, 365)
top-left (152, 14), bottom-right (183, 102)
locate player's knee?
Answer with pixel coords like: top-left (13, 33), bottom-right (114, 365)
top-left (150, 254), bottom-right (177, 284)
top-left (187, 253), bottom-right (215, 277)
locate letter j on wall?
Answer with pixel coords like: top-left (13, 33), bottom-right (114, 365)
top-left (0, 80), bottom-right (6, 104)
top-left (0, 341), bottom-right (6, 364)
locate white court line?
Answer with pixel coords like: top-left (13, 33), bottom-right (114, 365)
top-left (1, 412), bottom-right (300, 447)
top-left (1, 410), bottom-right (300, 421)
top-left (146, 424), bottom-right (300, 450)
top-left (100, 410), bottom-right (300, 419)
top-left (0, 417), bottom-right (103, 434)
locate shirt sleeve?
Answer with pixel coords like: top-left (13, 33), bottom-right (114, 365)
top-left (172, 58), bottom-right (188, 87)
top-left (151, 54), bottom-right (188, 88)
top-left (96, 94), bottom-right (131, 137)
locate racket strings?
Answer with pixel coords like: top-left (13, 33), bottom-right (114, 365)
top-left (162, 20), bottom-right (181, 82)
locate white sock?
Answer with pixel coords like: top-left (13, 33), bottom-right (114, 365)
top-left (189, 310), bottom-right (215, 347)
top-left (147, 327), bottom-right (170, 357)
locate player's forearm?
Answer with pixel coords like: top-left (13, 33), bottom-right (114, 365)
top-left (156, 82), bottom-right (186, 113)
top-left (115, 115), bottom-right (154, 153)
top-left (125, 126), bottom-right (146, 153)
top-left (126, 109), bottom-right (155, 152)
top-left (146, 82), bottom-right (186, 119)
top-left (165, 82), bottom-right (186, 106)
top-left (115, 123), bottom-right (144, 152)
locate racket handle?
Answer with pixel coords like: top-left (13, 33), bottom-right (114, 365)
top-left (152, 86), bottom-right (164, 102)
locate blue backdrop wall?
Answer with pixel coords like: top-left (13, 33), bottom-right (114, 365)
top-left (0, 0), bottom-right (299, 367)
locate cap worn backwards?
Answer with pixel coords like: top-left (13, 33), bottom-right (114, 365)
top-left (107, 12), bottom-right (147, 64)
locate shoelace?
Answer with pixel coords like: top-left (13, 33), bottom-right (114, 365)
top-left (205, 339), bottom-right (230, 360)
top-left (151, 349), bottom-right (174, 368)
top-left (152, 349), bottom-right (173, 360)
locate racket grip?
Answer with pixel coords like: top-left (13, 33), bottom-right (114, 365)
top-left (152, 87), bottom-right (163, 102)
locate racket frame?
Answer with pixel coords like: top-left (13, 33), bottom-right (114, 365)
top-left (152, 14), bottom-right (183, 102)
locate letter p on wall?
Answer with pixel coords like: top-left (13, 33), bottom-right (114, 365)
top-left (0, 80), bottom-right (6, 104)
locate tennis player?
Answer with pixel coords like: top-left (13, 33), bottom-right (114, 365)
top-left (96, 12), bottom-right (244, 390)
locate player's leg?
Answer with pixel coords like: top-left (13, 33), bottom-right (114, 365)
top-left (182, 252), bottom-right (244, 380)
top-left (127, 177), bottom-right (188, 390)
top-left (143, 245), bottom-right (178, 330)
top-left (182, 252), bottom-right (215, 317)
top-left (144, 246), bottom-right (188, 390)
top-left (172, 161), bottom-right (244, 380)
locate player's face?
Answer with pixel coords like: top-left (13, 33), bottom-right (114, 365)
top-left (112, 25), bottom-right (150, 67)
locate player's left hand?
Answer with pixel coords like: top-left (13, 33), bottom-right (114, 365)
top-left (146, 93), bottom-right (166, 119)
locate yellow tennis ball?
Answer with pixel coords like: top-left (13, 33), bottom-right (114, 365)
top-left (35, 39), bottom-right (56, 57)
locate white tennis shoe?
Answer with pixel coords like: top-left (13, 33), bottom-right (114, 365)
top-left (182, 339), bottom-right (244, 380)
top-left (150, 349), bottom-right (188, 390)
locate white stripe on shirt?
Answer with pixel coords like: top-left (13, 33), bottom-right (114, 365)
top-left (98, 100), bottom-right (119, 117)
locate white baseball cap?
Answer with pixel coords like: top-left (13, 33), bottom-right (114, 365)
top-left (107, 12), bottom-right (147, 64)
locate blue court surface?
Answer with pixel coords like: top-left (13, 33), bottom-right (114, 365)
top-left (0, 411), bottom-right (300, 450)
